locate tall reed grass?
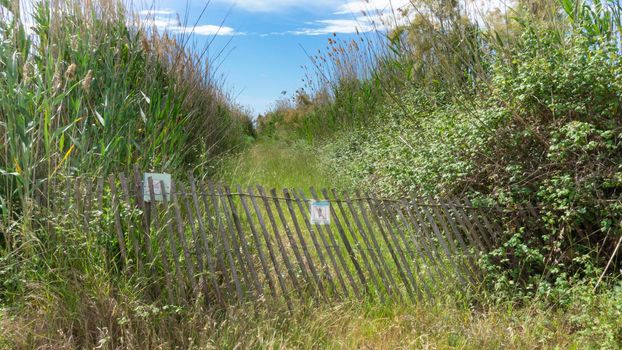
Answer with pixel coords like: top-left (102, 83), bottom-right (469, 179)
top-left (0, 0), bottom-right (252, 249)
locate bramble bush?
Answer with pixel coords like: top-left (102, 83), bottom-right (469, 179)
top-left (273, 0), bottom-right (622, 298)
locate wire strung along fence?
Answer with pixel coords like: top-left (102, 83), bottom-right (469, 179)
top-left (32, 166), bottom-right (538, 310)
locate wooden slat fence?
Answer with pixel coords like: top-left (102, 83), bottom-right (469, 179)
top-left (35, 169), bottom-right (533, 309)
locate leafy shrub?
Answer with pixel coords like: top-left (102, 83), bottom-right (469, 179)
top-left (317, 2), bottom-right (622, 297)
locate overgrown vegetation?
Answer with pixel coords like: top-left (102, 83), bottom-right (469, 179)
top-left (0, 0), bottom-right (252, 245)
top-left (263, 0), bottom-right (622, 301)
top-left (3, 0), bottom-right (622, 348)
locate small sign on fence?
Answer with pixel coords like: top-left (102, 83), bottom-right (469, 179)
top-left (310, 200), bottom-right (331, 225)
top-left (143, 173), bottom-right (171, 202)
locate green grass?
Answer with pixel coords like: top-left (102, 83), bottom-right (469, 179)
top-left (215, 137), bottom-right (353, 191)
top-left (3, 279), bottom-right (621, 349)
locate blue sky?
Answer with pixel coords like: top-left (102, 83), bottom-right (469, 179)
top-left (136, 0), bottom-right (509, 115)
top-left (10, 0), bottom-right (509, 115)
top-left (137, 0), bottom-right (414, 115)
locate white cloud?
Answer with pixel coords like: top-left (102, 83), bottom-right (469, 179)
top-left (294, 0), bottom-right (413, 36)
top-left (138, 8), bottom-right (240, 36)
top-left (295, 0), bottom-right (514, 36)
top-left (137, 8), bottom-right (176, 16)
top-left (143, 16), bottom-right (179, 28)
top-left (176, 24), bottom-right (238, 36)
top-left (292, 18), bottom-right (375, 36)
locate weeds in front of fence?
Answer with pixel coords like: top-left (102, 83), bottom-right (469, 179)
top-left (3, 251), bottom-right (621, 349)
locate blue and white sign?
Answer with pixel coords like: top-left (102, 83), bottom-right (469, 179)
top-left (143, 173), bottom-right (171, 202)
top-left (310, 200), bottom-right (330, 225)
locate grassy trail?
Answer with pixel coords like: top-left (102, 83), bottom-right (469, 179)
top-left (215, 137), bottom-right (350, 191)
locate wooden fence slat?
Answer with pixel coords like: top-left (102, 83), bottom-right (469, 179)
top-left (412, 200), bottom-right (456, 287)
top-left (207, 182), bottom-right (244, 302)
top-left (217, 184), bottom-right (254, 298)
top-left (44, 178), bottom-right (51, 207)
top-left (108, 175), bottom-right (128, 271)
top-left (133, 166), bottom-right (154, 269)
top-left (321, 189), bottom-right (367, 292)
top-left (373, 195), bottom-right (424, 302)
top-left (188, 173), bottom-right (224, 306)
top-left (309, 187), bottom-right (361, 298)
top-left (385, 200), bottom-right (434, 299)
top-left (437, 198), bottom-right (474, 257)
top-left (443, 198), bottom-right (485, 253)
top-left (410, 198), bottom-right (455, 282)
top-left (412, 198), bottom-right (461, 286)
top-left (269, 188), bottom-right (312, 290)
top-left (442, 199), bottom-right (485, 283)
top-left (170, 181), bottom-right (197, 293)
top-left (119, 173), bottom-right (144, 275)
top-left (309, 187), bottom-right (362, 298)
top-left (179, 184), bottom-right (211, 305)
top-left (296, 189), bottom-right (349, 298)
top-left (238, 185), bottom-right (278, 300)
top-left (147, 177), bottom-right (176, 305)
top-left (171, 181), bottom-right (196, 292)
top-left (397, 198), bottom-right (442, 286)
top-left (400, 199), bottom-right (447, 287)
top-left (332, 189), bottom-right (383, 301)
top-left (415, 196), bottom-right (467, 287)
top-left (225, 185), bottom-right (264, 299)
top-left (64, 177), bottom-right (71, 214)
top-left (96, 177), bottom-right (108, 269)
top-left (257, 185), bottom-right (304, 298)
top-left (353, 191), bottom-right (402, 301)
top-left (270, 188), bottom-right (317, 297)
top-left (427, 197), bottom-right (477, 284)
top-left (291, 189), bottom-right (339, 297)
top-left (96, 177), bottom-right (104, 214)
top-left (180, 187), bottom-right (204, 278)
top-left (247, 187), bottom-right (294, 310)
top-left (481, 201), bottom-right (504, 247)
top-left (219, 185), bottom-right (258, 299)
top-left (383, 201), bottom-right (427, 282)
top-left (284, 189), bottom-right (327, 301)
top-left (367, 193), bottom-right (420, 302)
top-left (63, 176), bottom-right (72, 245)
top-left (458, 198), bottom-right (493, 250)
top-left (197, 180), bottom-right (231, 298)
top-left (160, 180), bottom-right (188, 303)
top-left (75, 172), bottom-right (515, 308)
top-left (73, 177), bottom-right (85, 235)
top-left (43, 180), bottom-right (57, 243)
top-left (342, 191), bottom-right (393, 300)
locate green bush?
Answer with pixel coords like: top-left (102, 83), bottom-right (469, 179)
top-left (315, 1), bottom-right (622, 297)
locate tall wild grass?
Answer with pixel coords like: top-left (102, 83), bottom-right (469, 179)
top-left (0, 0), bottom-right (252, 249)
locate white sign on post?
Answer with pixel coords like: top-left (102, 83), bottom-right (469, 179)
top-left (143, 173), bottom-right (172, 202)
top-left (310, 200), bottom-right (331, 225)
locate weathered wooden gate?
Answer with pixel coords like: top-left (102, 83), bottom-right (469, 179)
top-left (40, 166), bottom-right (512, 309)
